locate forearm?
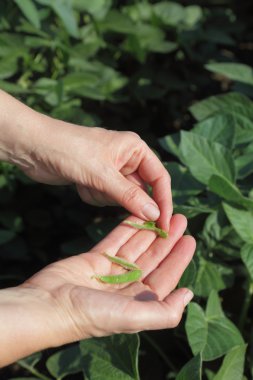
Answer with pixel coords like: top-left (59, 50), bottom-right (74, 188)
top-left (0, 286), bottom-right (67, 367)
top-left (0, 90), bottom-right (40, 167)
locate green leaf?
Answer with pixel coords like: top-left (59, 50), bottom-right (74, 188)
top-left (99, 10), bottom-right (135, 34)
top-left (72, 0), bottom-right (112, 19)
top-left (0, 229), bottom-right (16, 245)
top-left (176, 354), bottom-right (202, 380)
top-left (184, 6), bottom-right (203, 27)
top-left (235, 154), bottom-right (253, 179)
top-left (193, 257), bottom-right (231, 297)
top-left (213, 344), bottom-right (247, 380)
top-left (39, 0), bottom-right (79, 38)
top-left (186, 294), bottom-right (244, 361)
top-left (189, 92), bottom-right (253, 122)
top-left (159, 133), bottom-right (182, 160)
top-left (206, 290), bottom-right (224, 319)
top-left (241, 244), bottom-right (253, 281)
top-left (153, 1), bottom-right (184, 26)
top-left (185, 303), bottom-right (208, 355)
top-left (206, 63), bottom-right (253, 86)
top-left (208, 175), bottom-right (253, 210)
top-left (14, 0), bottom-right (41, 29)
top-left (46, 345), bottom-right (83, 379)
top-left (192, 114), bottom-right (235, 148)
top-left (18, 352), bottom-right (42, 370)
top-left (79, 334), bottom-right (140, 380)
top-left (179, 131), bottom-right (235, 185)
top-left (223, 203), bottom-right (253, 244)
top-left (164, 162), bottom-right (204, 201)
top-left (178, 260), bottom-right (196, 288)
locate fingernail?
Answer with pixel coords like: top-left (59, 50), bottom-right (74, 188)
top-left (184, 290), bottom-right (194, 306)
top-left (142, 203), bottom-right (160, 220)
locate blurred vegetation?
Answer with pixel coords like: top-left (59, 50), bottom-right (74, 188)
top-left (0, 0), bottom-right (253, 379)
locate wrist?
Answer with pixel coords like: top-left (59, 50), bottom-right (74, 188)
top-left (0, 284), bottom-right (71, 367)
top-left (0, 90), bottom-right (38, 168)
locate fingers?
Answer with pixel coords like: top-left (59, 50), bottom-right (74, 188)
top-left (103, 171), bottom-right (161, 222)
top-left (77, 184), bottom-right (117, 206)
top-left (89, 216), bottom-right (144, 257)
top-left (138, 147), bottom-right (172, 231)
top-left (144, 236), bottom-right (196, 300)
top-left (135, 214), bottom-right (187, 276)
top-left (123, 288), bottom-right (193, 332)
top-left (117, 214), bottom-right (186, 265)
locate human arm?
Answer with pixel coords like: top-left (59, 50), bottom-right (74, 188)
top-left (0, 214), bottom-right (195, 367)
top-left (0, 90), bottom-right (172, 229)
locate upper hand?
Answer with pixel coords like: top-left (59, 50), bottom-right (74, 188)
top-left (21, 116), bottom-right (172, 230)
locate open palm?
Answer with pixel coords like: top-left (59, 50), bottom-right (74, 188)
top-left (24, 214), bottom-right (195, 345)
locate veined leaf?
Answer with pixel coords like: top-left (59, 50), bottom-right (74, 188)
top-left (213, 344), bottom-right (247, 380)
top-left (80, 334), bottom-right (140, 380)
top-left (186, 293), bottom-right (244, 361)
top-left (179, 131), bottom-right (235, 185)
top-left (46, 345), bottom-right (83, 379)
top-left (176, 354), bottom-right (202, 380)
top-left (192, 114), bottom-right (235, 148)
top-left (14, 0), bottom-right (41, 29)
top-left (206, 62), bottom-right (253, 86)
top-left (223, 203), bottom-right (253, 244)
top-left (241, 244), bottom-right (253, 281)
top-left (189, 92), bottom-right (253, 122)
top-left (208, 175), bottom-right (253, 210)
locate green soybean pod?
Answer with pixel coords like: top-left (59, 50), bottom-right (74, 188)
top-left (123, 220), bottom-right (168, 238)
top-left (94, 269), bottom-right (142, 284)
top-left (102, 252), bottom-right (139, 270)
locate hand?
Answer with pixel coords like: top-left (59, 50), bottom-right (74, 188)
top-left (0, 91), bottom-right (172, 230)
top-left (0, 214), bottom-right (195, 366)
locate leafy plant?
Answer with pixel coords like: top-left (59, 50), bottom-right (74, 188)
top-left (1, 0), bottom-right (253, 379)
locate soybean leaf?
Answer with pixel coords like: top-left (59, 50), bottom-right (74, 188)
top-left (235, 154), bottom-right (253, 179)
top-left (164, 162), bottom-right (204, 201)
top-left (179, 131), bottom-right (235, 185)
top-left (208, 175), bottom-right (253, 210)
top-left (178, 260), bottom-right (196, 288)
top-left (223, 203), bottom-right (253, 244)
top-left (241, 244), bottom-right (253, 281)
top-left (205, 63), bottom-right (253, 86)
top-left (192, 114), bottom-right (235, 148)
top-left (14, 0), bottom-right (41, 29)
top-left (46, 345), bottom-right (83, 379)
top-left (18, 353), bottom-right (42, 371)
top-left (153, 1), bottom-right (184, 26)
top-left (159, 133), bottom-right (182, 160)
top-left (176, 354), bottom-right (202, 380)
top-left (186, 295), bottom-right (244, 361)
top-left (185, 303), bottom-right (207, 356)
top-left (213, 344), bottom-right (247, 380)
top-left (80, 334), bottom-right (140, 380)
top-left (37, 0), bottom-right (79, 38)
top-left (72, 0), bottom-right (112, 19)
top-left (206, 290), bottom-right (224, 319)
top-left (193, 257), bottom-right (232, 297)
top-left (184, 5), bottom-right (203, 27)
top-left (189, 92), bottom-right (253, 122)
top-left (99, 10), bottom-right (135, 34)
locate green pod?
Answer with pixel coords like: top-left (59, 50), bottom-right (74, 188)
top-left (94, 269), bottom-right (142, 284)
top-left (102, 252), bottom-right (139, 270)
top-left (123, 220), bottom-right (168, 238)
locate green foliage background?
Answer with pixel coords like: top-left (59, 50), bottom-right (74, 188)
top-left (0, 0), bottom-right (253, 379)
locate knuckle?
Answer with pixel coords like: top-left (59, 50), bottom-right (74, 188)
top-left (122, 185), bottom-right (140, 205)
top-left (169, 310), bottom-right (181, 328)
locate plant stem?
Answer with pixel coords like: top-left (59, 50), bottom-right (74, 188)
top-left (19, 362), bottom-right (51, 380)
top-left (141, 332), bottom-right (177, 372)
top-left (238, 278), bottom-right (253, 331)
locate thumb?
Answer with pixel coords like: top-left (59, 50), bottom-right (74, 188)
top-left (104, 172), bottom-right (160, 221)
